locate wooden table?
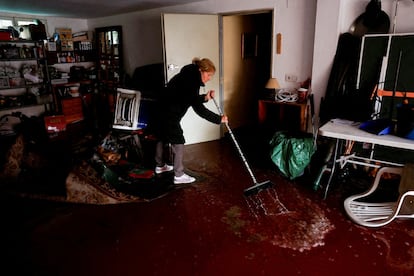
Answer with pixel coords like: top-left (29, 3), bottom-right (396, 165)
top-left (258, 99), bottom-right (309, 132)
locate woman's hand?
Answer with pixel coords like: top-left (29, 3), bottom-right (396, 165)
top-left (205, 90), bottom-right (215, 101)
top-left (221, 115), bottom-right (228, 123)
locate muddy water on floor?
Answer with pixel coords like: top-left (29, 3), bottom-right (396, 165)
top-left (222, 185), bottom-right (335, 252)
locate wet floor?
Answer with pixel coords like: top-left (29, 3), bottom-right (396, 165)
top-left (1, 129), bottom-right (414, 275)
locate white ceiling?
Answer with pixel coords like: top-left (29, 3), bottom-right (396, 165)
top-left (0, 0), bottom-right (205, 19)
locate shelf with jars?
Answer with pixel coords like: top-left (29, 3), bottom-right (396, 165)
top-left (45, 40), bottom-right (95, 65)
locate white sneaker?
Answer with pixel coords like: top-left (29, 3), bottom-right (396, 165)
top-left (155, 164), bottom-right (173, 174)
top-left (174, 173), bottom-right (196, 184)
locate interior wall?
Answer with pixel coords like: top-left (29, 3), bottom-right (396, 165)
top-left (3, 0), bottom-right (414, 126)
top-left (311, 0), bottom-right (341, 123)
top-left (87, 11), bottom-right (165, 77)
top-left (85, 0), bottom-right (414, 124)
top-left (272, 0), bottom-right (316, 90)
top-left (2, 0), bottom-right (315, 88)
top-left (85, 0), bottom-right (317, 89)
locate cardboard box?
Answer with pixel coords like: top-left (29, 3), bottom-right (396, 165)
top-left (56, 28), bottom-right (72, 40)
top-left (56, 28), bottom-right (74, 51)
top-left (72, 30), bottom-right (94, 41)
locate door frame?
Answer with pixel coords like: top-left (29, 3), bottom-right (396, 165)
top-left (219, 10), bottom-right (274, 133)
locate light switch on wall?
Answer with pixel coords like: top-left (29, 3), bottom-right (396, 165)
top-left (285, 74), bottom-right (298, 82)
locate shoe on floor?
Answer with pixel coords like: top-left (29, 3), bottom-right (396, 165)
top-left (155, 164), bottom-right (173, 174)
top-left (174, 173), bottom-right (196, 184)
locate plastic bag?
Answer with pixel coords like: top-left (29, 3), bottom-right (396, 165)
top-left (270, 131), bottom-right (316, 180)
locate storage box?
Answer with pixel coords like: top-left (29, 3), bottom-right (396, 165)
top-left (44, 115), bottom-right (67, 133)
top-left (72, 31), bottom-right (94, 42)
top-left (56, 28), bottom-right (74, 51)
top-left (56, 28), bottom-right (72, 40)
top-left (61, 97), bottom-right (83, 123)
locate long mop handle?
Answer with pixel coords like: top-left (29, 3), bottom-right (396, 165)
top-left (212, 97), bottom-right (258, 184)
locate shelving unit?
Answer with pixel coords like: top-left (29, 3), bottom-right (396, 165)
top-left (94, 26), bottom-right (124, 131)
top-left (0, 40), bottom-right (51, 116)
top-left (44, 33), bottom-right (97, 120)
top-left (95, 26), bottom-right (123, 89)
top-left (45, 40), bottom-right (95, 65)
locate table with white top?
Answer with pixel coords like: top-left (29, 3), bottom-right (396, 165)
top-left (318, 120), bottom-right (414, 198)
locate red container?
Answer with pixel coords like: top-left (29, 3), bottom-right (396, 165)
top-left (44, 115), bottom-right (67, 133)
top-left (0, 30), bottom-right (12, 40)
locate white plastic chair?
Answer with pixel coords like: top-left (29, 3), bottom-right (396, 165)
top-left (111, 88), bottom-right (145, 161)
top-left (344, 164), bottom-right (414, 227)
top-left (113, 88), bottom-right (141, 130)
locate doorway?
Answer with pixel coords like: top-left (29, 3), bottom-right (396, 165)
top-left (161, 11), bottom-right (273, 144)
top-left (221, 11), bottom-right (273, 131)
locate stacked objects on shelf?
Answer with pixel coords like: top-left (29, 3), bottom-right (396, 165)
top-left (0, 41), bottom-right (49, 110)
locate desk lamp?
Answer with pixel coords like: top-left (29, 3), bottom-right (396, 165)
top-left (265, 77), bottom-right (280, 100)
top-left (265, 77), bottom-right (280, 90)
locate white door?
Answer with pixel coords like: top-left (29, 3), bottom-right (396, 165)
top-left (161, 13), bottom-right (220, 145)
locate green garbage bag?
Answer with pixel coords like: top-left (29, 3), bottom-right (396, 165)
top-left (269, 131), bottom-right (316, 180)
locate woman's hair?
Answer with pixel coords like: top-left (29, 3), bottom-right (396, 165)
top-left (192, 57), bottom-right (216, 73)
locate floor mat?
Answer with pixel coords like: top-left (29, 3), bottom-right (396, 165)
top-left (65, 162), bottom-right (175, 204)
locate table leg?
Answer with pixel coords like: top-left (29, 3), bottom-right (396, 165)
top-left (258, 100), bottom-right (266, 124)
top-left (324, 138), bottom-right (340, 199)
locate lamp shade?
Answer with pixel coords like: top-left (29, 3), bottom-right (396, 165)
top-left (265, 78), bottom-right (280, 89)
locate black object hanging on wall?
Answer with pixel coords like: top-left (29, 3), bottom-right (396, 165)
top-left (320, 0), bottom-right (390, 125)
